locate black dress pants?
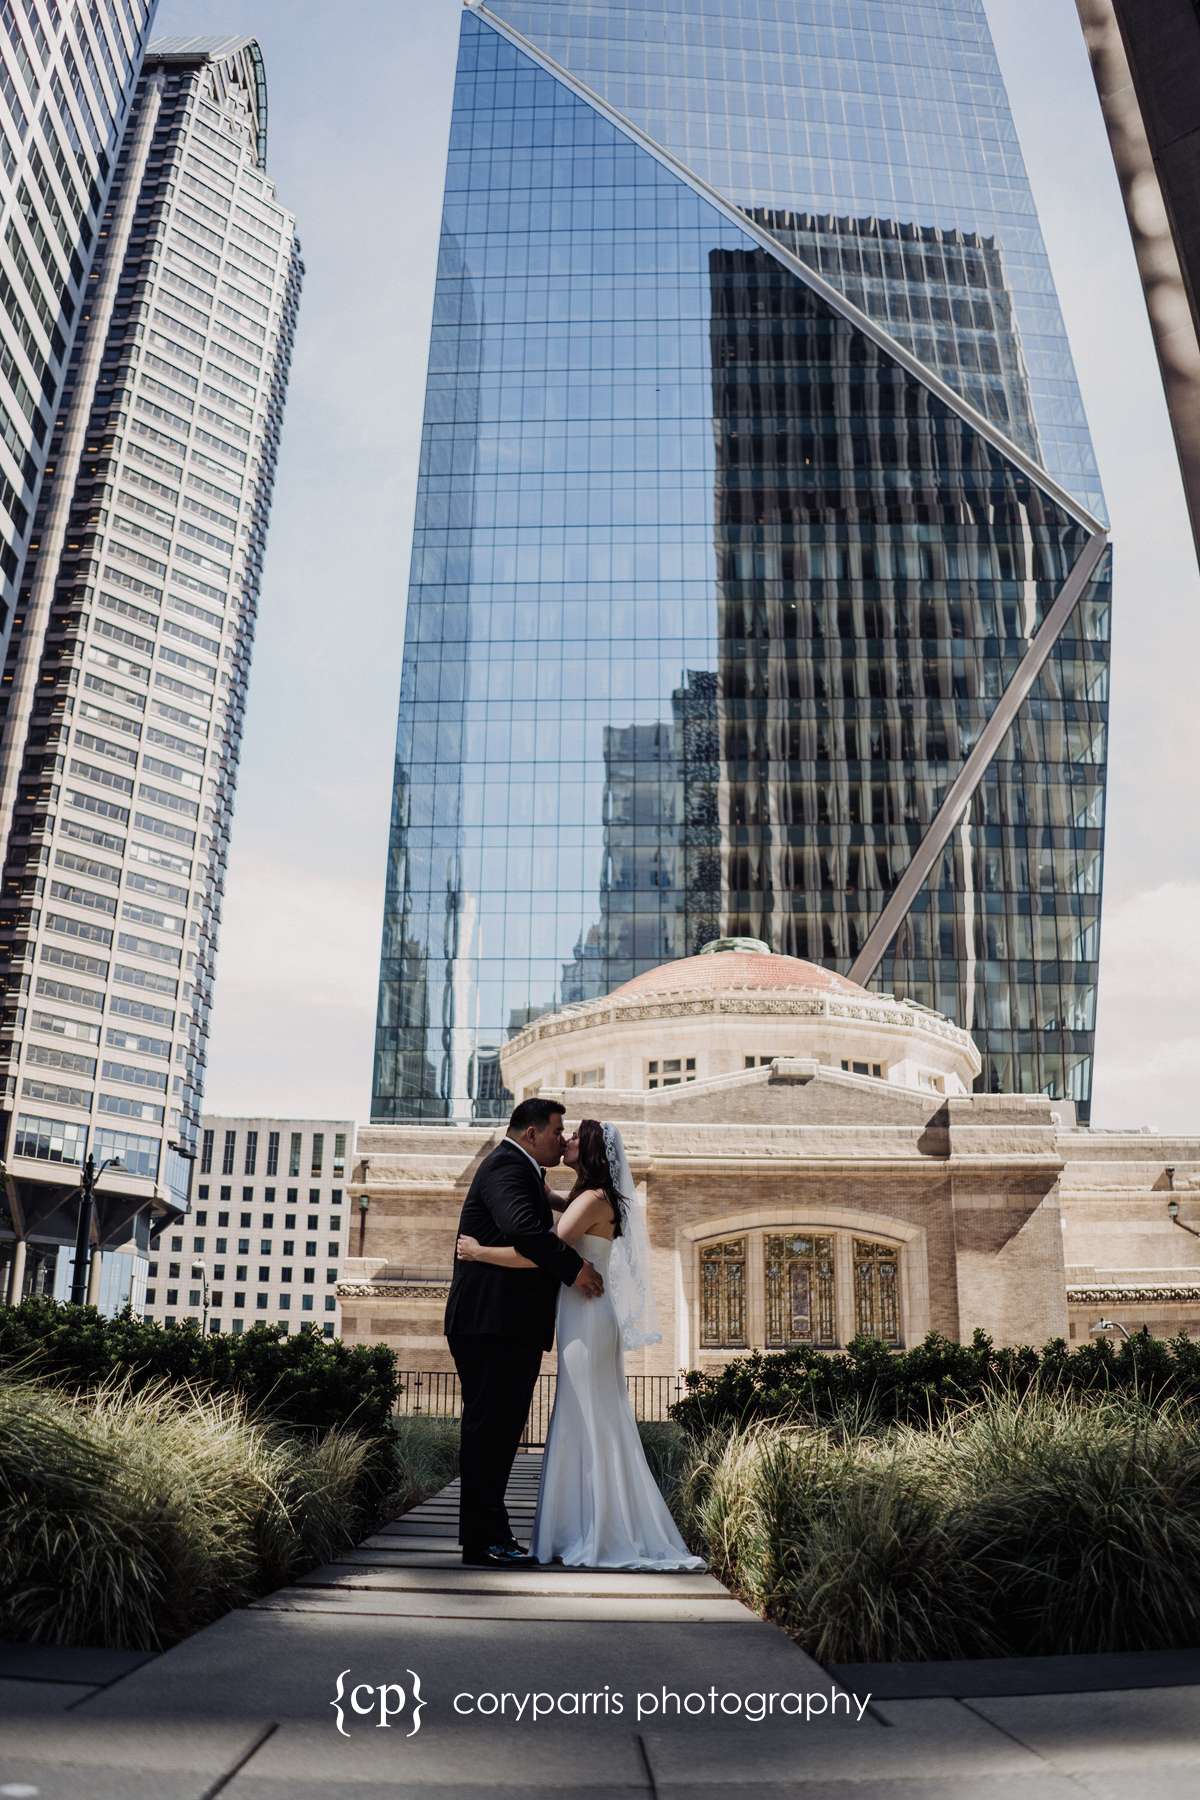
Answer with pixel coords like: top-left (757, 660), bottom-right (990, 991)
top-left (449, 1332), bottom-right (542, 1550)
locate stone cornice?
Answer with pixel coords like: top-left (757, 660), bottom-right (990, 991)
top-left (349, 1177), bottom-right (473, 1192)
top-left (1067, 1283), bottom-right (1200, 1305)
top-left (1059, 1187), bottom-right (1199, 1202)
top-left (338, 1281), bottom-right (450, 1300)
top-left (639, 1151), bottom-right (1061, 1174)
top-left (506, 990), bottom-right (975, 1054)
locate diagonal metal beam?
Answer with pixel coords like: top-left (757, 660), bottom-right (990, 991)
top-left (848, 527), bottom-right (1110, 988)
top-left (471, 0), bottom-right (1103, 535)
top-left (469, 1), bottom-right (1111, 994)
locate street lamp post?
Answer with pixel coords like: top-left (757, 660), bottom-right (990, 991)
top-left (190, 1260), bottom-right (210, 1335)
top-left (1089, 1317), bottom-right (1131, 1341)
top-left (69, 1154), bottom-right (122, 1307)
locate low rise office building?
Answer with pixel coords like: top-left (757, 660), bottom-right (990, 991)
top-left (142, 1115), bottom-right (352, 1336)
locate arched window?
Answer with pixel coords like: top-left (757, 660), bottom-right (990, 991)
top-left (694, 1228), bottom-right (905, 1354)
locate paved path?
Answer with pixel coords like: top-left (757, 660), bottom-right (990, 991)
top-left (2, 1453), bottom-right (1199, 1797)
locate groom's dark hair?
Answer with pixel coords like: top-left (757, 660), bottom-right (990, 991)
top-left (508, 1097), bottom-right (563, 1134)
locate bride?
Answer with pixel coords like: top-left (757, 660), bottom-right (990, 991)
top-left (456, 1118), bottom-right (705, 1572)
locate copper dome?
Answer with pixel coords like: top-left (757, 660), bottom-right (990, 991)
top-left (611, 943), bottom-right (868, 1002)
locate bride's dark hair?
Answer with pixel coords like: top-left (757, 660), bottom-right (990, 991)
top-left (568, 1117), bottom-right (624, 1237)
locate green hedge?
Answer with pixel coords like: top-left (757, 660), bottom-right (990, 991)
top-left (0, 1297), bottom-right (398, 1437)
top-left (670, 1328), bottom-right (1200, 1433)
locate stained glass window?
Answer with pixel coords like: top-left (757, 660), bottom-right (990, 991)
top-left (700, 1236), bottom-right (746, 1348)
top-left (764, 1232), bottom-right (837, 1347)
top-left (853, 1238), bottom-right (901, 1345)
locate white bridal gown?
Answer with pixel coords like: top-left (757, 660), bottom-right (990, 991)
top-left (532, 1234), bottom-right (706, 1571)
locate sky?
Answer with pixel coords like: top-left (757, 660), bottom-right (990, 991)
top-left (153, 0), bottom-right (1200, 1135)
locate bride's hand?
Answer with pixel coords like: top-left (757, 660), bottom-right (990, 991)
top-left (456, 1233), bottom-right (481, 1261)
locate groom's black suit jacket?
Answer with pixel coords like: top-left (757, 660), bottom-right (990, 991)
top-left (444, 1141), bottom-right (584, 1351)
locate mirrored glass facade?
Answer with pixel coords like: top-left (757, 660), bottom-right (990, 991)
top-left (373, 4), bottom-right (1109, 1123)
top-left (486, 0), bottom-right (1103, 516)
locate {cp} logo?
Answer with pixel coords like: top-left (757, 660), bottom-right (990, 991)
top-left (331, 1667), bottom-right (426, 1738)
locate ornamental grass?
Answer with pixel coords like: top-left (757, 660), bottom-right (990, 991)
top-left (0, 1373), bottom-right (456, 1650)
top-left (660, 1389), bottom-right (1200, 1661)
top-left (389, 1413), bottom-right (462, 1514)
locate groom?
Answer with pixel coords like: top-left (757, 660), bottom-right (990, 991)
top-left (445, 1097), bottom-right (605, 1567)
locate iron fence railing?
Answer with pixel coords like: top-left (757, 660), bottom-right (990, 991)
top-left (395, 1369), bottom-right (687, 1449)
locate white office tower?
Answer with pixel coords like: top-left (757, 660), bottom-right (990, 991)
top-left (0, 2), bottom-right (157, 672)
top-left (0, 37), bottom-right (302, 1302)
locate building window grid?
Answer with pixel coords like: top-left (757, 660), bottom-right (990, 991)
top-left (0, 37), bottom-right (302, 1199)
top-left (369, 13), bottom-right (1110, 1127)
top-left (648, 1057), bottom-right (695, 1091)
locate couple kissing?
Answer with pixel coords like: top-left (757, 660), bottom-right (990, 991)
top-left (444, 1098), bottom-right (704, 1572)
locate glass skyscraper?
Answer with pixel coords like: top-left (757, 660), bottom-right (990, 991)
top-left (373, 0), bottom-right (1110, 1123)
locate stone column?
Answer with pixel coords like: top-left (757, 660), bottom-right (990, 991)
top-left (947, 1096), bottom-right (1067, 1345)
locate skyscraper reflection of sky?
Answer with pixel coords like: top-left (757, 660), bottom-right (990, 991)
top-left (372, 2), bottom-right (1110, 1124)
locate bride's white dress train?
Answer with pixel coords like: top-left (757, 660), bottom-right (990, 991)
top-left (532, 1234), bottom-right (705, 1570)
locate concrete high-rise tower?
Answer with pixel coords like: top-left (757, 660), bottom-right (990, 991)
top-left (374, 0), bottom-right (1111, 1125)
top-left (0, 35), bottom-right (301, 1303)
top-left (0, 1), bottom-right (158, 679)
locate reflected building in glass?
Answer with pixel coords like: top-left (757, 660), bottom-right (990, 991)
top-left (373, 0), bottom-right (1111, 1123)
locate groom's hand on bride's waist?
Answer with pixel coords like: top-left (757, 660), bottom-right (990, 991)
top-left (573, 1260), bottom-right (604, 1298)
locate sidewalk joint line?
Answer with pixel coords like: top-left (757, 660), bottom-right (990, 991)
top-left (636, 1731), bottom-right (659, 1797)
top-left (200, 1721), bottom-right (278, 1798)
top-left (815, 1659), bottom-right (892, 1727)
top-left (959, 1696), bottom-right (1072, 1771)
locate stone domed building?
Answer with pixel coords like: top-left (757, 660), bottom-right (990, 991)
top-left (339, 938), bottom-right (1200, 1378)
top-left (502, 938), bottom-right (980, 1105)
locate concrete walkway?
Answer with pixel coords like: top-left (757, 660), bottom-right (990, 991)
top-left (2, 1453), bottom-right (1199, 1797)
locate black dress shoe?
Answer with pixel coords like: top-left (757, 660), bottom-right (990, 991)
top-left (462, 1543), bottom-right (540, 1568)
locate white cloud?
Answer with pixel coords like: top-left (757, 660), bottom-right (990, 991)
top-left (1091, 883), bottom-right (1200, 1133)
top-left (200, 851), bottom-right (380, 1121)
